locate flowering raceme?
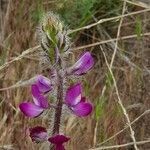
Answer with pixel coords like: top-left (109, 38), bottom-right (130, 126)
top-left (19, 12), bottom-right (95, 150)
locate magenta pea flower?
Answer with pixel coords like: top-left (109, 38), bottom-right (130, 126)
top-left (65, 83), bottom-right (93, 117)
top-left (48, 134), bottom-right (70, 150)
top-left (68, 52), bottom-right (94, 75)
top-left (19, 85), bottom-right (49, 118)
top-left (35, 75), bottom-right (53, 93)
top-left (29, 126), bottom-right (48, 143)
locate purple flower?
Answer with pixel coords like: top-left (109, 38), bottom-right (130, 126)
top-left (65, 83), bottom-right (93, 117)
top-left (48, 134), bottom-right (70, 150)
top-left (19, 85), bottom-right (49, 118)
top-left (35, 75), bottom-right (53, 93)
top-left (68, 52), bottom-right (94, 75)
top-left (29, 126), bottom-right (48, 143)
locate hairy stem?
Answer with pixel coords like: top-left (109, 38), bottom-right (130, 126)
top-left (52, 71), bottom-right (64, 134)
top-left (50, 70), bottom-right (64, 150)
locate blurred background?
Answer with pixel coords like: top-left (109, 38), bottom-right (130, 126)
top-left (0, 0), bottom-right (150, 149)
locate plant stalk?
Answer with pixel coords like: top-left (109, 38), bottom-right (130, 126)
top-left (52, 72), bottom-right (63, 134)
top-left (50, 69), bottom-right (64, 150)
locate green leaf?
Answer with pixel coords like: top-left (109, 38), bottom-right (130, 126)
top-left (95, 96), bottom-right (106, 121)
top-left (135, 17), bottom-right (142, 40)
top-left (31, 0), bottom-right (44, 23)
top-left (48, 47), bottom-right (55, 64)
top-left (105, 71), bottom-right (113, 88)
top-left (83, 80), bottom-right (90, 96)
top-left (45, 25), bottom-right (58, 46)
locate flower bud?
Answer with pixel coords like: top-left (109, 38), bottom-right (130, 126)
top-left (29, 126), bottom-right (48, 143)
top-left (39, 12), bottom-right (70, 66)
top-left (48, 134), bottom-right (70, 150)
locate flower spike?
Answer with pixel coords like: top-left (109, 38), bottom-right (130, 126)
top-left (18, 12), bottom-right (95, 149)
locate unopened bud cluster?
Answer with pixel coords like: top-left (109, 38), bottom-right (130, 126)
top-left (39, 12), bottom-right (69, 66)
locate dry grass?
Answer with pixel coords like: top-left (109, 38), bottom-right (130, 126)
top-left (0, 0), bottom-right (150, 150)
